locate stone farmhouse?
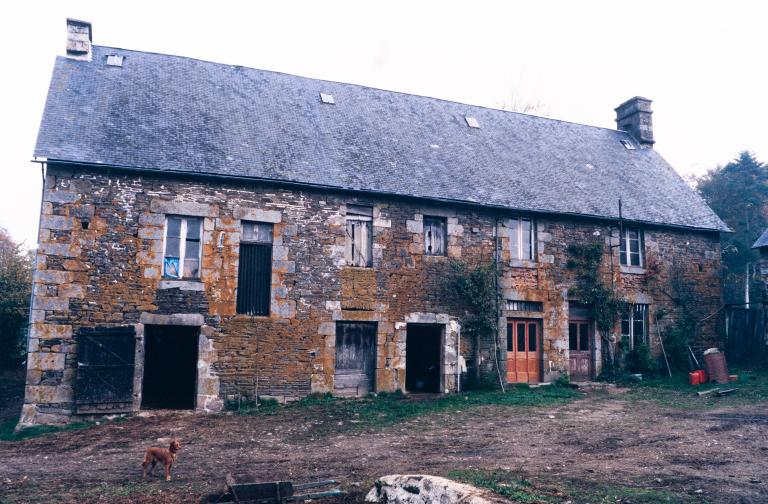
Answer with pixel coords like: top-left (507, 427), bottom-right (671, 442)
top-left (20, 19), bottom-right (728, 426)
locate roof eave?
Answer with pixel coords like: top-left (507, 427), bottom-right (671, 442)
top-left (34, 157), bottom-right (730, 234)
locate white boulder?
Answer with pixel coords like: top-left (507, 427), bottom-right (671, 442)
top-left (365, 474), bottom-right (503, 503)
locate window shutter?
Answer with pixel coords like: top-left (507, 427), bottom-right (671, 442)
top-left (510, 220), bottom-right (520, 259)
top-left (521, 219), bottom-right (532, 260)
top-left (619, 229), bottom-right (628, 266)
top-left (424, 217), bottom-right (446, 256)
top-left (237, 222), bottom-right (273, 315)
top-left (358, 220), bottom-right (371, 267)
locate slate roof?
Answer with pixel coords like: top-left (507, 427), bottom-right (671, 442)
top-left (34, 46), bottom-right (728, 232)
top-left (753, 229), bottom-right (768, 248)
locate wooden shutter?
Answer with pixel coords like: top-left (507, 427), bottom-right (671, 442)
top-left (424, 217), bottom-right (446, 256)
top-left (236, 243), bottom-right (272, 315)
top-left (345, 218), bottom-right (372, 267)
top-left (75, 326), bottom-right (135, 413)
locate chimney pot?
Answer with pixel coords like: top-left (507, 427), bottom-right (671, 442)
top-left (66, 18), bottom-right (92, 60)
top-left (615, 96), bottom-right (654, 148)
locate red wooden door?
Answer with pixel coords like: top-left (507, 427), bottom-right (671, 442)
top-left (568, 320), bottom-right (592, 381)
top-left (506, 319), bottom-right (541, 384)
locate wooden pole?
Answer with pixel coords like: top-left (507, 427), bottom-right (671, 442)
top-left (655, 315), bottom-right (672, 377)
top-left (688, 345), bottom-right (701, 369)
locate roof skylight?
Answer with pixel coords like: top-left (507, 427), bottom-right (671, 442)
top-left (620, 139), bottom-right (636, 150)
top-left (106, 54), bottom-right (124, 67)
top-left (320, 92), bottom-right (335, 104)
top-left (465, 116), bottom-right (480, 128)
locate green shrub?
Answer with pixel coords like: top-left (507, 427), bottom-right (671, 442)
top-left (663, 321), bottom-right (694, 371)
top-left (625, 341), bottom-right (657, 374)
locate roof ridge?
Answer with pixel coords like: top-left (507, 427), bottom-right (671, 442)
top-left (90, 44), bottom-right (627, 135)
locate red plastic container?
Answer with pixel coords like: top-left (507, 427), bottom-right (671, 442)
top-left (689, 371), bottom-right (701, 385)
top-left (696, 370), bottom-right (707, 383)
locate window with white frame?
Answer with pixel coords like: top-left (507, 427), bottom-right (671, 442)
top-left (619, 228), bottom-right (644, 267)
top-left (509, 217), bottom-right (535, 261)
top-left (621, 304), bottom-right (648, 349)
top-left (345, 205), bottom-right (372, 268)
top-left (163, 216), bottom-right (202, 279)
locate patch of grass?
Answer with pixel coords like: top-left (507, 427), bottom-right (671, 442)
top-left (0, 418), bottom-right (90, 442)
top-left (620, 368), bottom-right (768, 410)
top-left (448, 468), bottom-right (698, 503)
top-left (284, 384), bottom-right (578, 437)
top-left (447, 468), bottom-right (558, 502)
top-left (225, 396), bottom-right (280, 415)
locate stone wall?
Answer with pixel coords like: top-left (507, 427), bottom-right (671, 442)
top-left (20, 164), bottom-right (723, 425)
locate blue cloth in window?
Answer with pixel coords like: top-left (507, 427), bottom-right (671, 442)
top-left (164, 257), bottom-right (180, 278)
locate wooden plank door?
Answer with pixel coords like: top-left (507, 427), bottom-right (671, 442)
top-left (334, 322), bottom-right (376, 397)
top-left (568, 320), bottom-right (592, 381)
top-left (75, 326), bottom-right (136, 414)
top-left (506, 319), bottom-right (541, 384)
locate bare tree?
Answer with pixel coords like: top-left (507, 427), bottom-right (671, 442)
top-left (498, 91), bottom-right (549, 116)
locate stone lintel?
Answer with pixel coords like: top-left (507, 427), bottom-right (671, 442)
top-left (158, 279), bottom-right (205, 291)
top-left (233, 207), bottom-right (282, 223)
top-left (150, 199), bottom-right (216, 217)
top-left (139, 312), bottom-right (204, 326)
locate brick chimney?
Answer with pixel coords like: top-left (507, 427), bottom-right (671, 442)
top-left (615, 97), bottom-right (654, 148)
top-left (66, 18), bottom-right (92, 61)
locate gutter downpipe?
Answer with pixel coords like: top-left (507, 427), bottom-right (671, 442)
top-left (494, 216), bottom-right (505, 393)
top-left (456, 324), bottom-right (461, 393)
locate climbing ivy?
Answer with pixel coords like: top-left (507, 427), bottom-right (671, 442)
top-left (447, 260), bottom-right (497, 339)
top-left (445, 260), bottom-right (499, 387)
top-left (566, 242), bottom-right (626, 339)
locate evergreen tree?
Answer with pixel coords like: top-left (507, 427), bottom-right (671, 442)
top-left (696, 151), bottom-right (768, 304)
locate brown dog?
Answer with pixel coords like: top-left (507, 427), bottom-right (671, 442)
top-left (142, 438), bottom-right (181, 481)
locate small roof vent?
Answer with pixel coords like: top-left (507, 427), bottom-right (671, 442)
top-left (320, 92), bottom-right (335, 104)
top-left (620, 138), bottom-right (636, 150)
top-left (106, 54), bottom-right (124, 67)
top-left (465, 116), bottom-right (480, 128)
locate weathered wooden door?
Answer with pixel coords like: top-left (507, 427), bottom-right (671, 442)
top-left (506, 319), bottom-right (541, 384)
top-left (568, 320), bottom-right (592, 381)
top-left (334, 322), bottom-right (376, 397)
top-left (75, 326), bottom-right (136, 414)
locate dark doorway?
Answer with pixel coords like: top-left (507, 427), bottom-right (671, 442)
top-left (142, 325), bottom-right (198, 409)
top-left (406, 324), bottom-right (442, 393)
top-left (334, 322), bottom-right (377, 397)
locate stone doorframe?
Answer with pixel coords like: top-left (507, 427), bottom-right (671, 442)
top-left (134, 313), bottom-right (223, 413)
top-left (398, 312), bottom-right (461, 394)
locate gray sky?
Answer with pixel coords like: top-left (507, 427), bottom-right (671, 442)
top-left (2, 0), bottom-right (766, 248)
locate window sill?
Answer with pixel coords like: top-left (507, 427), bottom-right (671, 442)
top-left (233, 313), bottom-right (271, 320)
top-left (158, 279), bottom-right (204, 291)
top-left (619, 265), bottom-right (646, 275)
top-left (510, 259), bottom-right (537, 269)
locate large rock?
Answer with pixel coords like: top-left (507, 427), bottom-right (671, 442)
top-left (365, 474), bottom-right (502, 503)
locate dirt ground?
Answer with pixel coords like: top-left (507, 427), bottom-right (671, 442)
top-left (1, 374), bottom-right (767, 503)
